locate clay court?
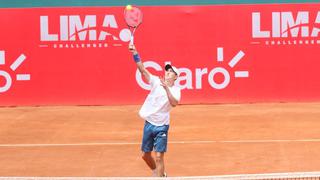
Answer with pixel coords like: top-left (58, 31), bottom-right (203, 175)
top-left (0, 102), bottom-right (320, 178)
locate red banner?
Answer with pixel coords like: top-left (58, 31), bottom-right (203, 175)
top-left (0, 4), bottom-right (319, 106)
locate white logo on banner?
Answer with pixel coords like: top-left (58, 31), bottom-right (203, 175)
top-left (0, 51), bottom-right (30, 93)
top-left (251, 11), bottom-right (320, 45)
top-left (40, 15), bottom-right (131, 48)
top-left (136, 48), bottom-right (249, 90)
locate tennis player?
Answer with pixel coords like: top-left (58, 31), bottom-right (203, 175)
top-left (129, 44), bottom-right (181, 177)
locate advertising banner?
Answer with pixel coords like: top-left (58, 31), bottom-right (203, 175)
top-left (0, 3), bottom-right (319, 105)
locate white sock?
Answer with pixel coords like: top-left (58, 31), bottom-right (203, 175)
top-left (152, 169), bottom-right (157, 176)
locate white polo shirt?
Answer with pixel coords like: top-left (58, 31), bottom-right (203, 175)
top-left (139, 75), bottom-right (181, 126)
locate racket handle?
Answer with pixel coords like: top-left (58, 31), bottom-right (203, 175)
top-left (129, 35), bottom-right (134, 46)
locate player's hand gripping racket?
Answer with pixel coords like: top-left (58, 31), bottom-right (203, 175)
top-left (124, 5), bottom-right (143, 49)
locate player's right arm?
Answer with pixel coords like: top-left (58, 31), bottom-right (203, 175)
top-left (129, 44), bottom-right (151, 82)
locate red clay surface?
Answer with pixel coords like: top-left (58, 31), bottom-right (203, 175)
top-left (0, 103), bottom-right (319, 177)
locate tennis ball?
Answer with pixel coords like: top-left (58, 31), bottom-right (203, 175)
top-left (126, 5), bottom-right (132, 10)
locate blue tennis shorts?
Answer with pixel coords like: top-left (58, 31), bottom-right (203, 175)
top-left (141, 121), bottom-right (170, 153)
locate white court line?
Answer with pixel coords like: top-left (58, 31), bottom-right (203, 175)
top-left (1, 171), bottom-right (320, 179)
top-left (1, 139), bottom-right (320, 147)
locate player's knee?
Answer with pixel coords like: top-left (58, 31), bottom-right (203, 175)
top-left (141, 152), bottom-right (151, 160)
top-left (155, 153), bottom-right (164, 163)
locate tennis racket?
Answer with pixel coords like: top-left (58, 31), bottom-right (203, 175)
top-left (124, 5), bottom-right (143, 48)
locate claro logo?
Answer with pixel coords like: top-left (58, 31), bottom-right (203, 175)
top-left (136, 48), bottom-right (249, 90)
top-left (40, 15), bottom-right (131, 48)
top-left (252, 11), bottom-right (320, 45)
top-left (0, 51), bottom-right (30, 93)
